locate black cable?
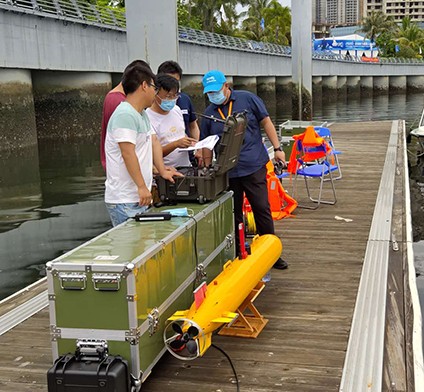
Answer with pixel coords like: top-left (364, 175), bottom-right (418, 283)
top-left (211, 343), bottom-right (240, 392)
top-left (189, 215), bottom-right (199, 291)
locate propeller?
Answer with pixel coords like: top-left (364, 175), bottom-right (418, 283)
top-left (169, 323), bottom-right (199, 354)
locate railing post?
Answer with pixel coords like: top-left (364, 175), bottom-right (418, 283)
top-left (69, 0), bottom-right (84, 19)
top-left (90, 3), bottom-right (102, 23)
top-left (51, 0), bottom-right (63, 15)
top-left (107, 8), bottom-right (118, 26)
top-left (30, 0), bottom-right (39, 11)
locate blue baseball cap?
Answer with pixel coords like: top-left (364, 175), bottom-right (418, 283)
top-left (202, 70), bottom-right (226, 93)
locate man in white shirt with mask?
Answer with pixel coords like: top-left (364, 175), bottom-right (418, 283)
top-left (105, 65), bottom-right (179, 226)
top-left (146, 74), bottom-right (197, 168)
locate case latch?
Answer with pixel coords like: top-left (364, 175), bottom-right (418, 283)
top-left (225, 234), bottom-right (234, 249)
top-left (148, 308), bottom-right (160, 336)
top-left (92, 273), bottom-right (121, 291)
top-left (76, 339), bottom-right (108, 361)
top-left (58, 272), bottom-right (87, 290)
top-left (195, 263), bottom-right (207, 285)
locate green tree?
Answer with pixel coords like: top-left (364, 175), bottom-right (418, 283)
top-left (177, 0), bottom-right (202, 29)
top-left (240, 0), bottom-right (291, 45)
top-left (359, 11), bottom-right (395, 42)
top-left (262, 0), bottom-right (291, 45)
top-left (394, 17), bottom-right (424, 58)
top-left (396, 45), bottom-right (419, 59)
top-left (375, 30), bottom-right (396, 57)
top-left (178, 0), bottom-right (253, 34)
top-left (215, 3), bottom-right (244, 36)
top-left (240, 0), bottom-right (271, 41)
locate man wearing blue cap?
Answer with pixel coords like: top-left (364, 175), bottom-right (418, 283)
top-left (200, 70), bottom-right (288, 270)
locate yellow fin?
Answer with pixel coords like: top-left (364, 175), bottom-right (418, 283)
top-left (167, 310), bottom-right (189, 321)
top-left (211, 311), bottom-right (238, 323)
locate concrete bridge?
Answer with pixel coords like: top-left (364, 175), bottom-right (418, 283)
top-left (1, 0), bottom-right (424, 151)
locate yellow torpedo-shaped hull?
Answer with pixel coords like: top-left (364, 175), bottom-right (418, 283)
top-left (166, 234), bottom-right (282, 357)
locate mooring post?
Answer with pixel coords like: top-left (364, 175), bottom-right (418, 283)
top-left (291, 0), bottom-right (312, 121)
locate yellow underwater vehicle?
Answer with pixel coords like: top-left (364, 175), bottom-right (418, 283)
top-left (163, 233), bottom-right (282, 360)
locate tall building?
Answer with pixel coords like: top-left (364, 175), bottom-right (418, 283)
top-left (313, 0), bottom-right (365, 25)
top-left (364, 1), bottom-right (424, 23)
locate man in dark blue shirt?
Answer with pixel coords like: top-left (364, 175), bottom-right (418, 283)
top-left (200, 70), bottom-right (288, 270)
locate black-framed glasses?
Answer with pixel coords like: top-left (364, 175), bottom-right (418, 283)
top-left (148, 83), bottom-right (159, 92)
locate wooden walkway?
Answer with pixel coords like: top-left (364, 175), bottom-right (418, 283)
top-left (0, 121), bottom-right (397, 391)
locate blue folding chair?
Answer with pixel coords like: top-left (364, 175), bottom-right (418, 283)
top-left (292, 140), bottom-right (338, 209)
top-left (314, 126), bottom-right (342, 180)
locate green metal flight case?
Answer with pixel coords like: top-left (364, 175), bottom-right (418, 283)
top-left (46, 192), bottom-right (235, 390)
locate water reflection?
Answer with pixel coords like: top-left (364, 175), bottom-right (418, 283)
top-left (0, 92), bottom-right (423, 300)
top-left (0, 146), bottom-right (42, 232)
top-left (0, 137), bottom-right (110, 299)
top-left (272, 91), bottom-right (421, 126)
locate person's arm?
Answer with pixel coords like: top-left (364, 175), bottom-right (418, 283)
top-left (152, 135), bottom-right (182, 181)
top-left (189, 120), bottom-right (200, 141)
top-left (202, 148), bottom-right (213, 167)
top-left (261, 116), bottom-right (286, 163)
top-left (189, 120), bottom-right (204, 165)
top-left (119, 142), bottom-right (152, 206)
top-left (162, 136), bottom-right (197, 157)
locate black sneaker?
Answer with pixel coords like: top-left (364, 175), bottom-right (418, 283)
top-left (273, 258), bottom-right (288, 270)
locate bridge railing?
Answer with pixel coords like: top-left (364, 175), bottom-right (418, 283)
top-left (178, 27), bottom-right (424, 64)
top-left (2, 3), bottom-right (423, 65)
top-left (178, 26), bottom-right (292, 56)
top-left (0, 0), bottom-right (126, 31)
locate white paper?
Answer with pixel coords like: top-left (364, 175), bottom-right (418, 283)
top-left (177, 135), bottom-right (219, 152)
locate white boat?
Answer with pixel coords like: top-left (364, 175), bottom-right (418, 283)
top-left (410, 107), bottom-right (424, 138)
top-left (409, 108), bottom-right (424, 157)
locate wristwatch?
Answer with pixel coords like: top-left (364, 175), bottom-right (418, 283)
top-left (273, 146), bottom-right (283, 152)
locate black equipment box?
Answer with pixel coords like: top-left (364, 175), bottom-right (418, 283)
top-left (157, 113), bottom-right (247, 203)
top-left (47, 354), bottom-right (131, 392)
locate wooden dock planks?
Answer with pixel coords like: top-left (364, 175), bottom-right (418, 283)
top-left (0, 121), bottom-right (396, 391)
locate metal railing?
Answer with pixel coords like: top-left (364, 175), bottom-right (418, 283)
top-left (178, 26), bottom-right (292, 56)
top-left (0, 0), bottom-right (126, 31)
top-left (179, 27), bottom-right (424, 64)
top-left (1, 2), bottom-right (423, 65)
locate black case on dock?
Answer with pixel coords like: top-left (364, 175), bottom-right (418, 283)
top-left (156, 113), bottom-right (247, 204)
top-left (47, 354), bottom-right (131, 392)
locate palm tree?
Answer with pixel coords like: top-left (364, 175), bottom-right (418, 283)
top-left (262, 0), bottom-right (291, 45)
top-left (394, 17), bottom-right (424, 56)
top-left (215, 4), bottom-right (244, 36)
top-left (240, 0), bottom-right (291, 45)
top-left (240, 0), bottom-right (272, 41)
top-left (359, 11), bottom-right (395, 42)
top-left (187, 0), bottom-right (248, 33)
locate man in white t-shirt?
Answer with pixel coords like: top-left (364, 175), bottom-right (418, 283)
top-left (105, 64), bottom-right (178, 226)
top-left (146, 74), bottom-right (197, 168)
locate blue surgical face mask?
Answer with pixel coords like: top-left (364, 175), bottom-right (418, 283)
top-left (159, 98), bottom-right (177, 112)
top-left (162, 207), bottom-right (193, 217)
top-left (207, 89), bottom-right (226, 105)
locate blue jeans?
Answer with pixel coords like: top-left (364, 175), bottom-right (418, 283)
top-left (105, 203), bottom-right (148, 227)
